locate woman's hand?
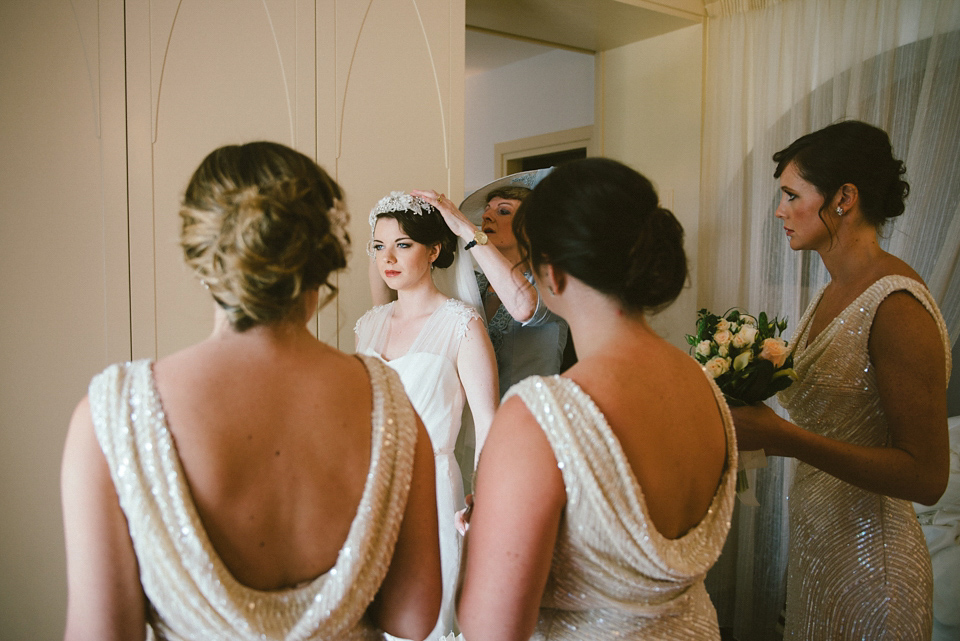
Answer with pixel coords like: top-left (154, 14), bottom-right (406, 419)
top-left (455, 494), bottom-right (474, 536)
top-left (729, 403), bottom-right (787, 455)
top-left (413, 188), bottom-right (539, 322)
top-left (411, 189), bottom-right (476, 240)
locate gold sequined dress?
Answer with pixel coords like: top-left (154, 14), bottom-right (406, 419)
top-left (777, 275), bottom-right (952, 640)
top-left (504, 374), bottom-right (737, 640)
top-left (89, 356), bottom-right (418, 641)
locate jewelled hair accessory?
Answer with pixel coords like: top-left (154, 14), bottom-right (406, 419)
top-left (368, 191), bottom-right (435, 230)
top-left (367, 191), bottom-right (436, 256)
top-left (328, 197), bottom-right (350, 248)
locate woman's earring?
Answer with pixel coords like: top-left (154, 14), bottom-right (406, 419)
top-left (547, 285), bottom-right (556, 296)
top-left (835, 206), bottom-right (844, 216)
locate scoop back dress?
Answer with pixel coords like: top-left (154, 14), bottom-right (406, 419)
top-left (355, 297), bottom-right (480, 638)
top-left (504, 373), bottom-right (737, 640)
top-left (777, 275), bottom-right (952, 640)
top-left (89, 356), bottom-right (418, 641)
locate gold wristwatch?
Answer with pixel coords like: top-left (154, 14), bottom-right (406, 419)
top-left (464, 229), bottom-right (488, 250)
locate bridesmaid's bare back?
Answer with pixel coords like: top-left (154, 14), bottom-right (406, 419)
top-left (153, 333), bottom-right (373, 590)
top-left (566, 336), bottom-right (727, 541)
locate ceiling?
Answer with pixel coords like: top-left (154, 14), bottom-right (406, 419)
top-left (465, 0), bottom-right (703, 72)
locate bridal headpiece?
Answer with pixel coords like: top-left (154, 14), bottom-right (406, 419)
top-left (367, 191), bottom-right (438, 256)
top-left (368, 191), bottom-right (435, 231)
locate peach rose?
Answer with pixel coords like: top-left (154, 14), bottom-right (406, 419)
top-left (758, 337), bottom-right (789, 368)
top-left (704, 356), bottom-right (731, 379)
top-left (714, 329), bottom-right (733, 346)
top-left (696, 340), bottom-right (712, 358)
top-left (732, 325), bottom-right (759, 349)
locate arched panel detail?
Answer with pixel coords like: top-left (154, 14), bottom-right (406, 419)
top-left (68, 0), bottom-right (101, 137)
top-left (333, 0), bottom-right (456, 348)
top-left (152, 0), bottom-right (296, 143)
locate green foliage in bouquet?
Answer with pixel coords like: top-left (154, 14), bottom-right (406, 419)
top-left (686, 308), bottom-right (798, 406)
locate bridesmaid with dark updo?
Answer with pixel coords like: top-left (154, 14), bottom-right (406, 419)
top-left (731, 120), bottom-right (951, 639)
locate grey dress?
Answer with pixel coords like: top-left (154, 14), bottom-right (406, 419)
top-left (477, 271), bottom-right (569, 398)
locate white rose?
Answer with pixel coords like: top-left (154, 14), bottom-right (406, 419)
top-left (704, 356), bottom-right (730, 379)
top-left (759, 337), bottom-right (790, 368)
top-left (740, 314), bottom-right (757, 326)
top-left (696, 340), bottom-right (712, 358)
top-left (733, 350), bottom-right (753, 371)
top-left (718, 343), bottom-right (729, 357)
top-left (732, 325), bottom-right (759, 349)
top-left (716, 319), bottom-right (731, 331)
top-left (714, 329), bottom-right (732, 346)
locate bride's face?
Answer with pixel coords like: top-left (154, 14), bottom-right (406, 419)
top-left (372, 216), bottom-right (439, 291)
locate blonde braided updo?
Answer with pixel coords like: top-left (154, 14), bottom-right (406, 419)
top-left (180, 142), bottom-right (349, 331)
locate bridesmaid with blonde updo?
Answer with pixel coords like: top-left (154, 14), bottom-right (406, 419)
top-left (61, 142), bottom-right (442, 641)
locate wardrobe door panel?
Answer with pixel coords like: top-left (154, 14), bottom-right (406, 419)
top-left (333, 0), bottom-right (465, 349)
top-left (126, 0), bottom-right (317, 357)
top-left (0, 1), bottom-right (127, 637)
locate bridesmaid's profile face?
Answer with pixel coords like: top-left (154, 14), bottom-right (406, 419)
top-left (775, 162), bottom-right (833, 252)
top-left (371, 216), bottom-right (439, 290)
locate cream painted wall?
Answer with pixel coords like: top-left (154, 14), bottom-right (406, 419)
top-left (0, 0), bottom-right (463, 637)
top-left (464, 47), bottom-right (594, 195)
top-left (0, 3), bottom-right (127, 639)
top-left (597, 23), bottom-right (704, 349)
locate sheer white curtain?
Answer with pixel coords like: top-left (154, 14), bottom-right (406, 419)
top-left (699, 0), bottom-right (960, 638)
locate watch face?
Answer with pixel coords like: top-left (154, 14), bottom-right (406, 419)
top-left (476, 230), bottom-right (488, 245)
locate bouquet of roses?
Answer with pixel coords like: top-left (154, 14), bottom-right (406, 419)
top-left (687, 308), bottom-right (797, 502)
top-left (686, 308), bottom-right (797, 406)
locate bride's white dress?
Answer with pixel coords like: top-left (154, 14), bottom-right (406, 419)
top-left (355, 298), bottom-right (480, 639)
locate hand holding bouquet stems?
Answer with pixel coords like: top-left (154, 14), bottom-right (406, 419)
top-left (686, 308), bottom-right (797, 406)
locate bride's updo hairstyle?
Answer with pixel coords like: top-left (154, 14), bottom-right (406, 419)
top-left (514, 157), bottom-right (687, 315)
top-left (180, 141), bottom-right (349, 331)
top-left (369, 192), bottom-right (457, 269)
top-left (773, 120), bottom-right (909, 228)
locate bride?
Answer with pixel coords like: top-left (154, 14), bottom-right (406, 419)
top-left (355, 192), bottom-right (498, 639)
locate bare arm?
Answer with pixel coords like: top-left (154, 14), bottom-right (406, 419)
top-left (368, 416), bottom-right (442, 639)
top-left (412, 189), bottom-right (537, 322)
top-left (731, 291), bottom-right (949, 505)
top-left (62, 397), bottom-right (147, 641)
top-left (457, 317), bottom-right (500, 465)
top-left (457, 396), bottom-right (565, 640)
